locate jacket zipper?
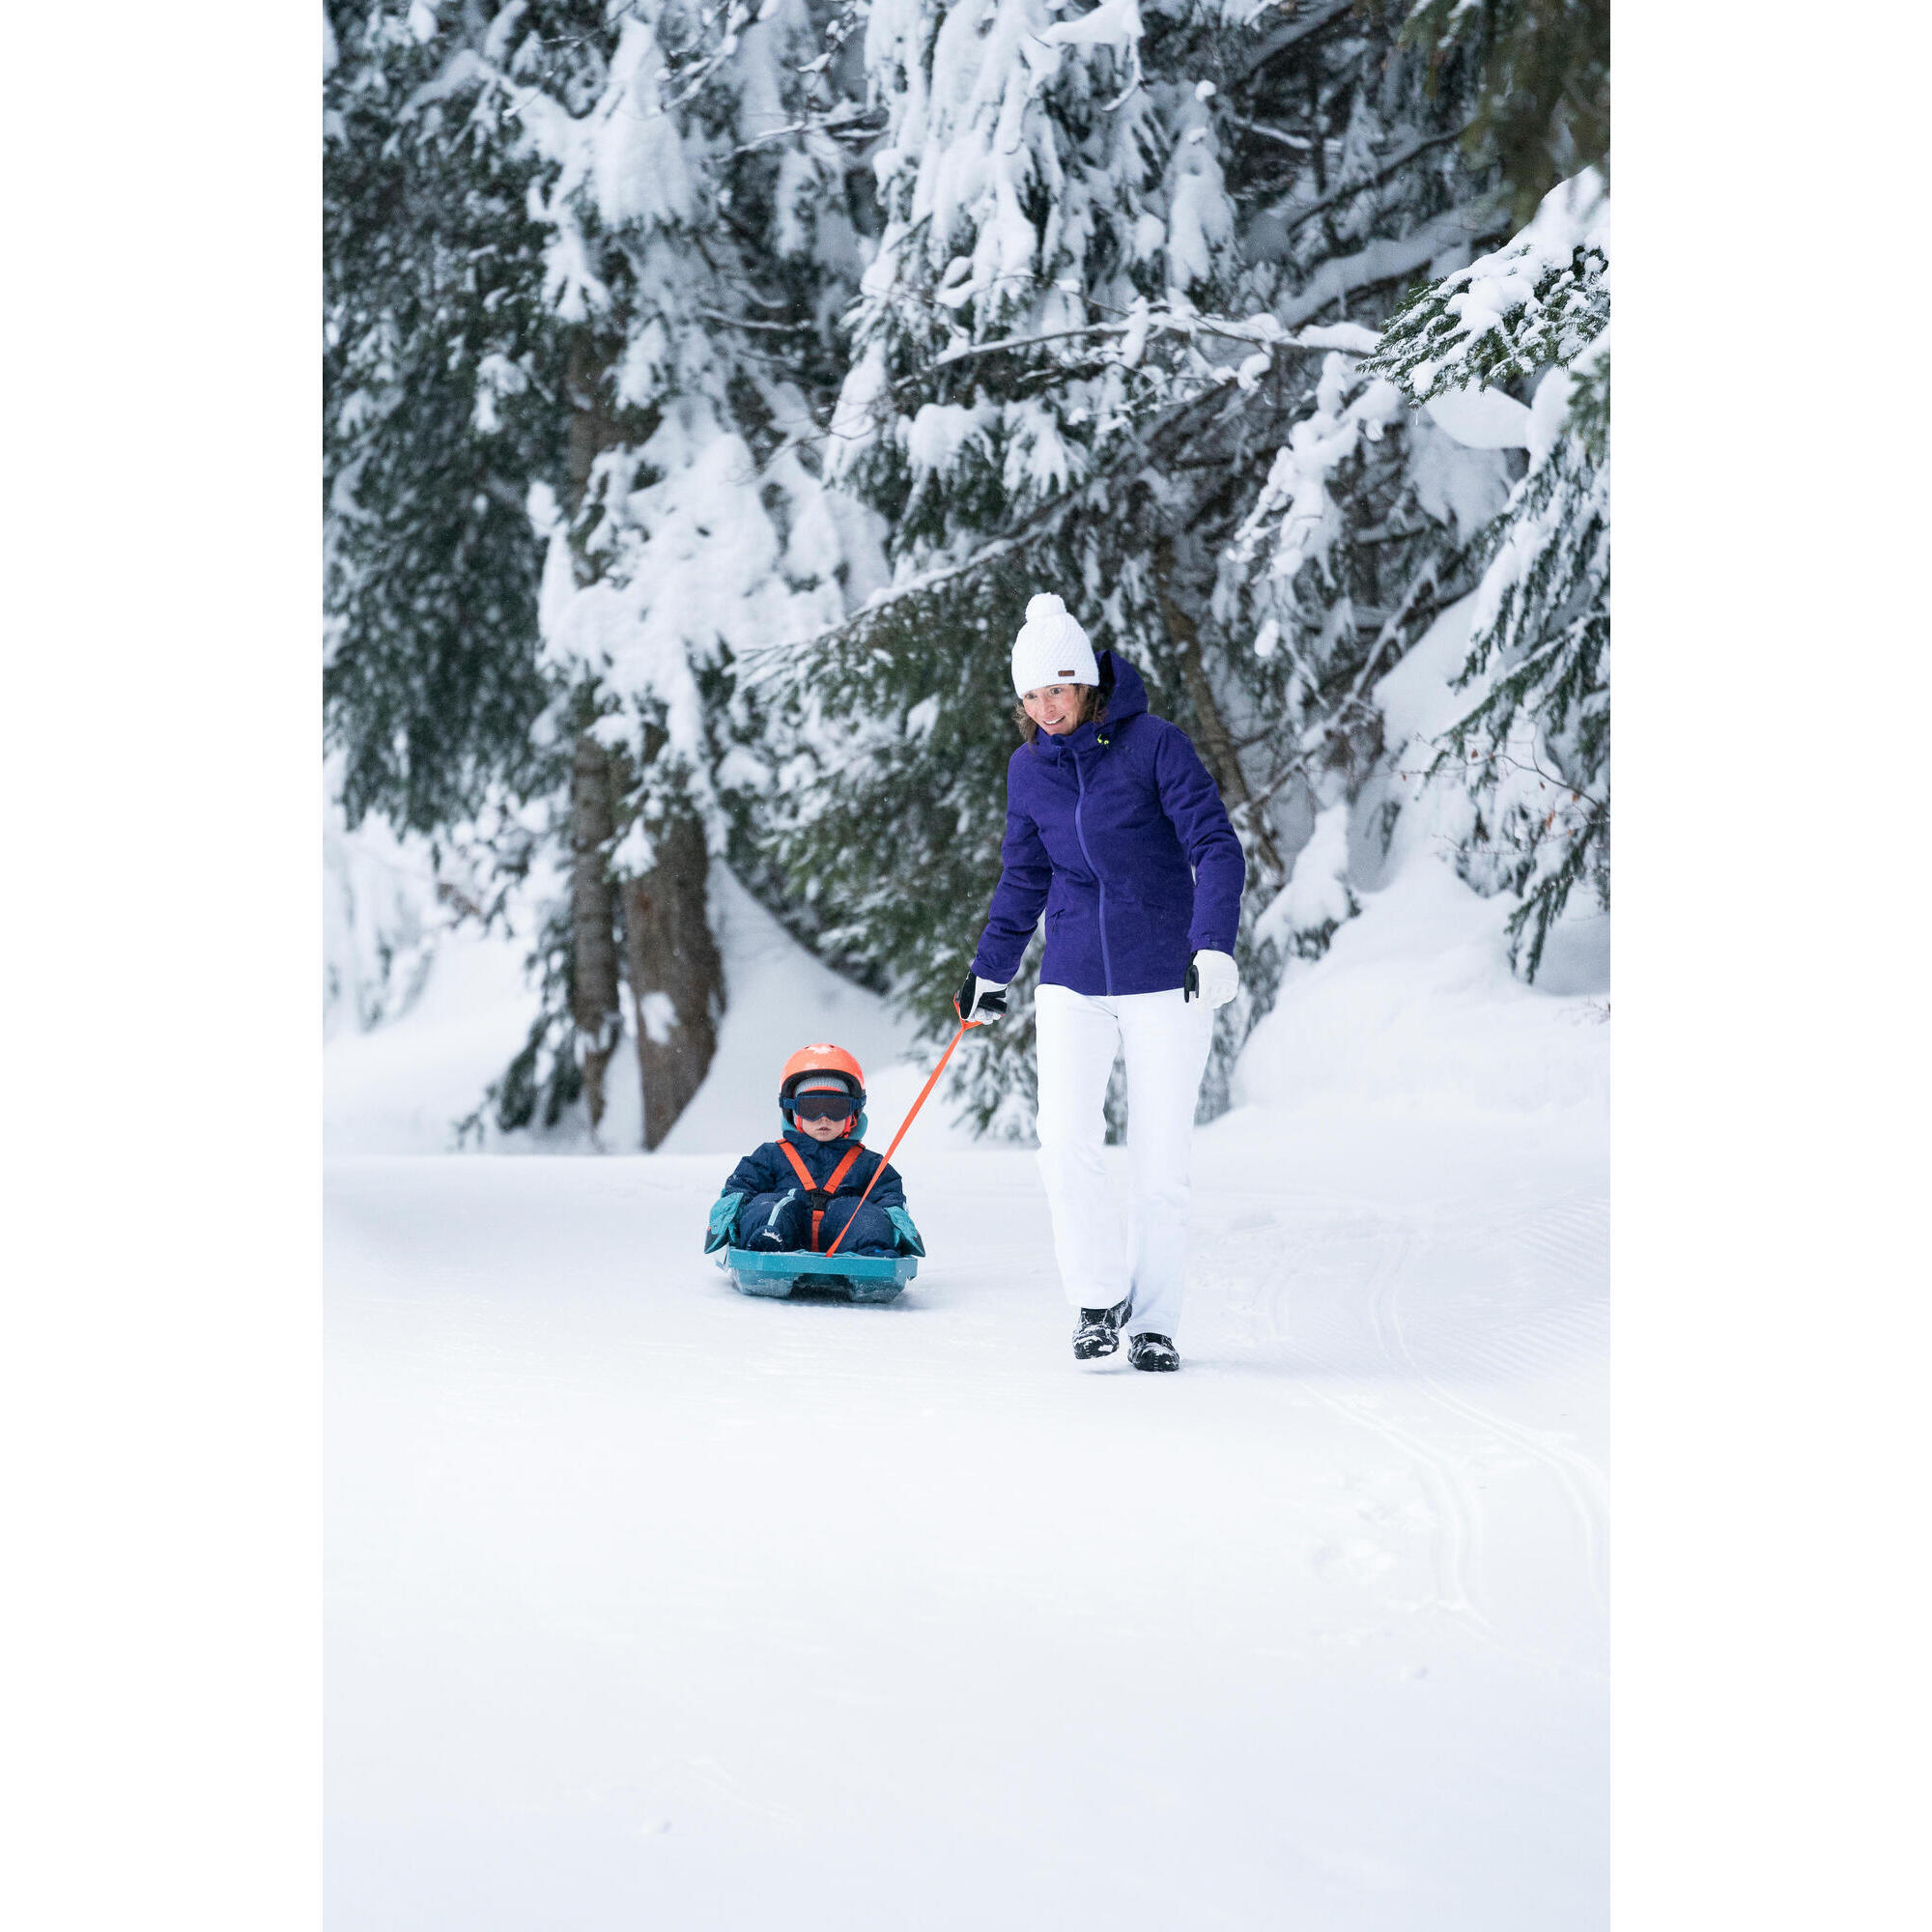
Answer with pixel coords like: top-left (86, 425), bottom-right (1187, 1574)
top-left (1071, 753), bottom-right (1114, 995)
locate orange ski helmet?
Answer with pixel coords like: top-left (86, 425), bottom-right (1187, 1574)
top-left (779, 1043), bottom-right (867, 1115)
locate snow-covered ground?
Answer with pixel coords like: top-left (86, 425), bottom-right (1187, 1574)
top-left (327, 1119), bottom-right (1604, 1928)
top-left (327, 853), bottom-right (1608, 1928)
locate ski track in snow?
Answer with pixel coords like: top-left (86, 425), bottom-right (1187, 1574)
top-left (1191, 1171), bottom-right (1607, 1671)
top-left (1349, 1233), bottom-right (1494, 1629)
top-left (328, 1117), bottom-right (1606, 1931)
top-left (1384, 1200), bottom-right (1610, 1612)
top-left (1235, 1212), bottom-right (1490, 1627)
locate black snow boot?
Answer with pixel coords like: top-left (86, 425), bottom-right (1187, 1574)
top-left (1128, 1332), bottom-right (1179, 1373)
top-left (1072, 1297), bottom-right (1132, 1360)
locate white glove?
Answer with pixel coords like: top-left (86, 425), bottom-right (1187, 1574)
top-left (1185, 949), bottom-right (1238, 1009)
top-left (954, 971), bottom-right (1009, 1023)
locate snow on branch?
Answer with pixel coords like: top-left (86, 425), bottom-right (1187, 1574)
top-left (1230, 353), bottom-right (1407, 589)
top-left (1364, 169), bottom-right (1607, 404)
top-left (908, 300), bottom-right (1379, 386)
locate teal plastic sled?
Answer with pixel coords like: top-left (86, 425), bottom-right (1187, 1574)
top-left (722, 1246), bottom-right (918, 1305)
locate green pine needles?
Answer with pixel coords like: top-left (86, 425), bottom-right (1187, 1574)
top-left (760, 566), bottom-right (1052, 1133)
top-left (1367, 227), bottom-right (1607, 403)
top-left (325, 4), bottom-right (566, 833)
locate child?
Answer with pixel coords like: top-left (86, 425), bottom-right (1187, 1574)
top-left (702, 1044), bottom-right (924, 1261)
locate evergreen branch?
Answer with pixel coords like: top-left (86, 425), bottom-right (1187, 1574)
top-left (696, 307), bottom-right (815, 334)
top-left (1236, 0), bottom-right (1360, 83)
top-left (1100, 41), bottom-right (1145, 114)
top-left (742, 515), bottom-right (1068, 682)
top-left (1227, 116), bottom-right (1313, 153)
top-left (871, 275), bottom-right (1378, 377)
top-left (1408, 744), bottom-right (1607, 817)
top-left (752, 377), bottom-right (1247, 674)
top-left (895, 309), bottom-right (1378, 393)
top-left (1274, 124), bottom-right (1476, 237)
top-left (925, 323), bottom-right (1119, 369)
top-left (1364, 199), bottom-right (1607, 403)
top-left (727, 107), bottom-right (887, 157)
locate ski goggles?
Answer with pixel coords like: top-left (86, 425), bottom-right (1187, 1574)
top-left (790, 1093), bottom-right (859, 1122)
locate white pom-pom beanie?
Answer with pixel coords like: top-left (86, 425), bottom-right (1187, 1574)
top-left (1010, 593), bottom-right (1099, 697)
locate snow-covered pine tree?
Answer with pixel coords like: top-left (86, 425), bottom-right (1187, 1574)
top-left (327, 2), bottom-right (883, 1148)
top-left (1221, 8), bottom-right (1609, 984)
top-left (1361, 165), bottom-right (1608, 977)
top-left (327, 3), bottom-right (598, 1133)
top-left (768, 0), bottom-right (1506, 1130)
top-left (325, 0), bottom-right (567, 836)
top-left (1203, 1), bottom-right (1519, 976)
top-left (470, 0), bottom-right (885, 1145)
top-left (327, 3), bottom-right (593, 1136)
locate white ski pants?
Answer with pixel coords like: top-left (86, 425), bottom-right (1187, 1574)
top-left (1033, 981), bottom-right (1215, 1342)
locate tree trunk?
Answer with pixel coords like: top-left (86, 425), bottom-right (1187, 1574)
top-left (562, 331), bottom-right (631, 1140)
top-left (620, 811), bottom-right (724, 1151)
top-left (570, 731), bottom-right (623, 1137)
top-left (566, 330), bottom-right (622, 522)
top-left (558, 328), bottom-right (720, 1148)
top-left (1153, 537), bottom-right (1285, 881)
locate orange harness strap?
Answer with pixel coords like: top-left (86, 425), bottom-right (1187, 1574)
top-left (777, 1138), bottom-right (815, 1191)
top-left (775, 1141), bottom-right (866, 1251)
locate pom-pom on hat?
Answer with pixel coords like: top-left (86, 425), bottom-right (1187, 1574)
top-left (1011, 592), bottom-right (1098, 697)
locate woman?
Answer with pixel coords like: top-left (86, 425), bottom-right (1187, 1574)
top-left (954, 593), bottom-right (1244, 1371)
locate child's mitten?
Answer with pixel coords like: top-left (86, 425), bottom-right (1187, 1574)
top-left (704, 1191), bottom-right (746, 1253)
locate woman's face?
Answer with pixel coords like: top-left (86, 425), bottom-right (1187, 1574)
top-left (1022, 683), bottom-right (1087, 736)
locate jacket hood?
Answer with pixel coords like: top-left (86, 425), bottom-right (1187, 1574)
top-left (1097, 649), bottom-right (1149, 724)
top-left (1032, 649), bottom-right (1148, 761)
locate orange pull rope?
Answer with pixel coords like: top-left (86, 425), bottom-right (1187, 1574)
top-left (823, 1013), bottom-right (979, 1257)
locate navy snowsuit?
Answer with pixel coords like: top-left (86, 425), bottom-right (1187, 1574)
top-left (715, 1127), bottom-right (911, 1256)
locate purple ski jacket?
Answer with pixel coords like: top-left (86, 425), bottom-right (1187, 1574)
top-left (970, 651), bottom-right (1245, 998)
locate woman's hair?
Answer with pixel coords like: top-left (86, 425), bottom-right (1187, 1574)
top-left (1015, 681), bottom-right (1108, 746)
